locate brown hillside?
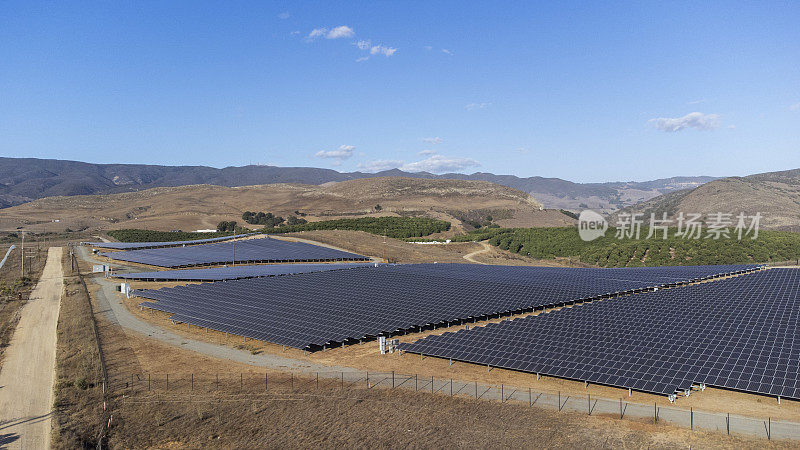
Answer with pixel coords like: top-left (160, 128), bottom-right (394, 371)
top-left (611, 169), bottom-right (800, 230)
top-left (0, 177), bottom-right (569, 233)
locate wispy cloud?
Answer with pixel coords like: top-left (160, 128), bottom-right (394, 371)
top-left (515, 147), bottom-right (530, 154)
top-left (790, 102), bottom-right (800, 111)
top-left (402, 155), bottom-right (480, 173)
top-left (315, 145), bottom-right (355, 160)
top-left (355, 56), bottom-right (369, 63)
top-left (687, 99), bottom-right (706, 105)
top-left (290, 30), bottom-right (300, 36)
top-left (441, 48), bottom-right (454, 55)
top-left (307, 25), bottom-right (355, 41)
top-left (327, 25), bottom-right (355, 39)
top-left (418, 149), bottom-right (437, 156)
top-left (370, 45), bottom-right (397, 57)
top-left (278, 12), bottom-right (290, 20)
top-left (421, 137), bottom-right (443, 144)
top-left (465, 102), bottom-right (490, 111)
top-left (649, 112), bottom-right (719, 132)
top-left (357, 159), bottom-right (404, 172)
top-left (424, 45), bottom-right (433, 51)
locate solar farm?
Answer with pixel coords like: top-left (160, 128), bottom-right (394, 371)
top-left (100, 232), bottom-right (799, 405)
top-left (132, 264), bottom-right (775, 377)
top-left (100, 236), bottom-right (369, 267)
top-left (115, 262), bottom-right (378, 281)
top-left (400, 268), bottom-right (800, 401)
top-left (87, 233), bottom-right (252, 250)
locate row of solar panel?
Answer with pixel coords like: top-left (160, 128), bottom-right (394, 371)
top-left (86, 233), bottom-right (253, 250)
top-left (135, 263), bottom-right (761, 351)
top-left (399, 268), bottom-right (800, 400)
top-left (101, 237), bottom-right (369, 267)
top-left (114, 262), bottom-right (380, 281)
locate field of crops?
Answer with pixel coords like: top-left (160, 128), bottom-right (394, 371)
top-left (455, 227), bottom-right (800, 267)
top-left (106, 229), bottom-right (239, 242)
top-left (267, 217), bottom-right (451, 239)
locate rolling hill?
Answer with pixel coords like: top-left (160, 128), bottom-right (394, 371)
top-left (0, 177), bottom-right (573, 233)
top-left (0, 157), bottom-right (713, 212)
top-left (611, 169), bottom-right (800, 231)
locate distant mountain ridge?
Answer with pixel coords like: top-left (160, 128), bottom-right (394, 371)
top-left (0, 157), bottom-right (715, 210)
top-left (611, 168), bottom-right (800, 231)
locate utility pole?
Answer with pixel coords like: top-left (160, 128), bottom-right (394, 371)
top-left (20, 230), bottom-right (24, 278)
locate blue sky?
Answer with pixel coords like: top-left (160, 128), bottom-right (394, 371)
top-left (2, 1), bottom-right (798, 182)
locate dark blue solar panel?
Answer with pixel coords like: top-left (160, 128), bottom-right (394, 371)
top-left (87, 233), bottom-right (253, 250)
top-left (134, 263), bottom-right (760, 351)
top-left (100, 237), bottom-right (368, 267)
top-left (399, 268), bottom-right (800, 400)
top-left (116, 262), bottom-right (379, 281)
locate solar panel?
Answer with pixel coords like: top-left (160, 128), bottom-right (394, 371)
top-left (115, 262), bottom-right (380, 281)
top-left (399, 268), bottom-right (800, 400)
top-left (100, 237), bottom-right (369, 267)
top-left (134, 263), bottom-right (760, 351)
top-left (86, 233), bottom-right (253, 250)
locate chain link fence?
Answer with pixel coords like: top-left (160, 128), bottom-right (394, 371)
top-left (109, 370), bottom-right (798, 441)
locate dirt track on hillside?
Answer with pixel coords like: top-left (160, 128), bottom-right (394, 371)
top-left (0, 247), bottom-right (63, 449)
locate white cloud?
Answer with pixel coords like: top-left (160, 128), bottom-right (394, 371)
top-left (465, 102), bottom-right (490, 111)
top-left (687, 99), bottom-right (706, 105)
top-left (418, 149), bottom-right (437, 156)
top-left (355, 56), bottom-right (369, 62)
top-left (278, 12), bottom-right (290, 20)
top-left (307, 26), bottom-right (355, 41)
top-left (370, 45), bottom-right (397, 57)
top-left (649, 112), bottom-right (719, 132)
top-left (307, 28), bottom-right (328, 39)
top-left (790, 102), bottom-right (800, 111)
top-left (327, 25), bottom-right (354, 39)
top-left (355, 40), bottom-right (371, 50)
top-left (515, 147), bottom-right (530, 154)
top-left (357, 159), bottom-right (404, 172)
top-left (290, 30), bottom-right (300, 36)
top-left (442, 48), bottom-right (453, 55)
top-left (424, 45), bottom-right (433, 51)
top-left (315, 145), bottom-right (355, 160)
top-left (421, 137), bottom-right (443, 144)
top-left (401, 155), bottom-right (480, 173)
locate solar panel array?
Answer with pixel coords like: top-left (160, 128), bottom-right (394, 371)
top-left (135, 263), bottom-right (760, 350)
top-left (116, 262), bottom-right (379, 281)
top-left (100, 237), bottom-right (369, 267)
top-left (86, 233), bottom-right (252, 250)
top-left (399, 268), bottom-right (800, 400)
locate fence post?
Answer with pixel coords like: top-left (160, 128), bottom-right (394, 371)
top-left (191, 373), bottom-right (194, 391)
top-left (768, 417), bottom-right (771, 440)
top-left (620, 398), bottom-right (623, 419)
top-left (266, 373), bottom-right (268, 392)
top-left (690, 407), bottom-right (693, 430)
top-left (529, 387), bottom-right (532, 407)
top-left (588, 394), bottom-right (591, 415)
top-left (558, 391), bottom-right (561, 411)
top-left (450, 379), bottom-right (453, 396)
top-left (216, 373), bottom-right (219, 390)
top-left (366, 372), bottom-right (369, 389)
top-left (431, 376), bottom-right (434, 394)
top-left (241, 373), bottom-right (243, 391)
top-left (166, 374), bottom-right (169, 391)
top-left (392, 371), bottom-right (395, 388)
top-left (291, 373), bottom-right (294, 391)
top-left (726, 412), bottom-right (729, 435)
top-left (501, 384), bottom-right (504, 403)
top-left (316, 372), bottom-right (319, 389)
top-left (148, 373), bottom-right (150, 391)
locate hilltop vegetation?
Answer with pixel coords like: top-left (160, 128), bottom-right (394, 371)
top-left (267, 217), bottom-right (451, 239)
top-left (105, 217), bottom-right (451, 242)
top-left (448, 227), bottom-right (800, 267)
top-left (106, 229), bottom-right (240, 242)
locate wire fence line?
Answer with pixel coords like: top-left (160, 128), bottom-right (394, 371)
top-left (109, 370), bottom-right (798, 441)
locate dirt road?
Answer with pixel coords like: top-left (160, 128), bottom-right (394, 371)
top-left (0, 247), bottom-right (63, 449)
top-left (462, 241), bottom-right (492, 264)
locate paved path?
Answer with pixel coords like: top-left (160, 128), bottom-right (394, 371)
top-left (462, 241), bottom-right (491, 264)
top-left (0, 247), bottom-right (63, 449)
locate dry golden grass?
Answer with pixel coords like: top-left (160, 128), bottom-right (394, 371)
top-left (0, 177), bottom-right (569, 234)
